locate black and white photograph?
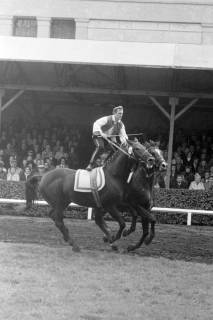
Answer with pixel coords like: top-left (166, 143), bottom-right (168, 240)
top-left (0, 0), bottom-right (212, 319)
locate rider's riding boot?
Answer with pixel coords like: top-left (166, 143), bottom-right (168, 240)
top-left (86, 147), bottom-right (101, 171)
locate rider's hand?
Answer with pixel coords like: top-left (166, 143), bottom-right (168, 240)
top-left (121, 140), bottom-right (128, 147)
top-left (101, 133), bottom-right (108, 140)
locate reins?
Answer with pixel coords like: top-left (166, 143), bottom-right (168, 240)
top-left (103, 136), bottom-right (152, 164)
top-left (103, 136), bottom-right (133, 158)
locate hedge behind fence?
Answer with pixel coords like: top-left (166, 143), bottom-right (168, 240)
top-left (0, 180), bottom-right (213, 225)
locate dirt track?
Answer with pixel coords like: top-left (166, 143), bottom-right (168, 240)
top-left (0, 216), bottom-right (212, 320)
top-left (0, 215), bottom-right (212, 263)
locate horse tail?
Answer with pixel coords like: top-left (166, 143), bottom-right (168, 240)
top-left (25, 175), bottom-right (42, 209)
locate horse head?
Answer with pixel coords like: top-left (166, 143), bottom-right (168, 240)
top-left (145, 140), bottom-right (167, 171)
top-left (127, 139), bottom-right (155, 168)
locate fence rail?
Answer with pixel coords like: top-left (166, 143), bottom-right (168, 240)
top-left (0, 198), bottom-right (213, 226)
top-left (151, 207), bottom-right (213, 226)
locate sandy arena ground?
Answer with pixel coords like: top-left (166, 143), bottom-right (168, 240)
top-left (0, 216), bottom-right (212, 320)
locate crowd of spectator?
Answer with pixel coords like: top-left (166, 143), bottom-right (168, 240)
top-left (0, 123), bottom-right (213, 192)
top-left (0, 124), bottom-right (86, 182)
top-left (155, 129), bottom-right (213, 191)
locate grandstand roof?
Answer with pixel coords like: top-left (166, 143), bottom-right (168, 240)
top-left (0, 36), bottom-right (213, 103)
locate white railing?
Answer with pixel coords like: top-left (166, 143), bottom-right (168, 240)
top-left (0, 198), bottom-right (213, 226)
top-left (0, 198), bottom-right (93, 220)
top-left (152, 207), bottom-right (213, 226)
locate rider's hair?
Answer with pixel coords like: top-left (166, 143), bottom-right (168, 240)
top-left (113, 105), bottom-right (123, 114)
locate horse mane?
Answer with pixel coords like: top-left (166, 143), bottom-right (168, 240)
top-left (103, 149), bottom-right (120, 168)
top-left (103, 144), bottom-right (128, 168)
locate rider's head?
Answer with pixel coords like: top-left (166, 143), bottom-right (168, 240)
top-left (113, 105), bottom-right (123, 121)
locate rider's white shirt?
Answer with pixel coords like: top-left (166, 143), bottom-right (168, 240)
top-left (93, 115), bottom-right (128, 143)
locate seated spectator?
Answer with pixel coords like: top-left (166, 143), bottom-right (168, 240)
top-left (42, 144), bottom-right (52, 160)
top-left (7, 158), bottom-right (22, 181)
top-left (21, 158), bottom-right (28, 170)
top-left (55, 145), bottom-right (66, 163)
top-left (56, 157), bottom-right (68, 169)
top-left (171, 174), bottom-right (187, 189)
top-left (189, 173), bottom-right (205, 190)
top-left (191, 157), bottom-right (199, 173)
top-left (175, 157), bottom-right (184, 174)
top-left (67, 147), bottom-right (79, 169)
top-left (183, 165), bottom-right (194, 188)
top-left (208, 156), bottom-right (213, 168)
top-left (170, 164), bottom-right (177, 188)
top-left (183, 150), bottom-right (194, 168)
top-left (43, 160), bottom-right (52, 173)
top-left (44, 157), bottom-right (55, 171)
top-left (197, 159), bottom-right (208, 177)
top-left (34, 153), bottom-right (44, 167)
top-left (203, 171), bottom-right (213, 191)
top-left (0, 149), bottom-right (6, 164)
top-left (0, 161), bottom-right (7, 180)
top-left (20, 166), bottom-right (33, 181)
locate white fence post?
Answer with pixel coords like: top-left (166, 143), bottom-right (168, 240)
top-left (187, 212), bottom-right (192, 226)
top-left (87, 208), bottom-right (93, 220)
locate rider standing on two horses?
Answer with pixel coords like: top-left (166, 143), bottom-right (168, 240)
top-left (86, 105), bottom-right (128, 171)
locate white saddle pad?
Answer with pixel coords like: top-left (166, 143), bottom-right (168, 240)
top-left (74, 167), bottom-right (105, 192)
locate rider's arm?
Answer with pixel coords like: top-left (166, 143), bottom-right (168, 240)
top-left (93, 116), bottom-right (108, 137)
top-left (119, 124), bottom-right (128, 144)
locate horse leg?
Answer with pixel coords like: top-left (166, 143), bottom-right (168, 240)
top-left (123, 205), bottom-right (138, 237)
top-left (94, 208), bottom-right (114, 244)
top-left (127, 216), bottom-right (149, 252)
top-left (106, 206), bottom-right (126, 242)
top-left (51, 207), bottom-right (80, 252)
top-left (126, 205), bottom-right (156, 251)
top-left (144, 211), bottom-right (156, 245)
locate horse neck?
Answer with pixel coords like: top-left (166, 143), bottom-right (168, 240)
top-left (105, 151), bottom-right (132, 180)
top-left (131, 166), bottom-right (154, 192)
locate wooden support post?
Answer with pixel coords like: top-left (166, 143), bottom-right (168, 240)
top-left (1, 90), bottom-right (24, 112)
top-left (0, 89), bottom-right (5, 134)
top-left (166, 97), bottom-right (178, 189)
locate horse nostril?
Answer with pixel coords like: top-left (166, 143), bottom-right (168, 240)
top-left (161, 162), bottom-right (167, 170)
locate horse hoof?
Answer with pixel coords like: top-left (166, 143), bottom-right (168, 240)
top-left (110, 244), bottom-right (118, 251)
top-left (144, 238), bottom-right (152, 246)
top-left (127, 245), bottom-right (136, 252)
top-left (72, 245), bottom-right (81, 252)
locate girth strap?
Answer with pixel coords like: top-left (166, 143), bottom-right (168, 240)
top-left (90, 169), bottom-right (103, 209)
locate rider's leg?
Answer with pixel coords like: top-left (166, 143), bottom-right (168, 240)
top-left (86, 136), bottom-right (105, 171)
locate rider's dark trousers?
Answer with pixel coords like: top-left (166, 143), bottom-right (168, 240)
top-left (88, 136), bottom-right (114, 167)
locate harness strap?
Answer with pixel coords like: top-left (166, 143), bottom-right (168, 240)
top-left (90, 169), bottom-right (103, 209)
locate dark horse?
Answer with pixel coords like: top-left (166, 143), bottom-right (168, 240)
top-left (120, 141), bottom-right (167, 251)
top-left (25, 140), bottom-right (154, 252)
